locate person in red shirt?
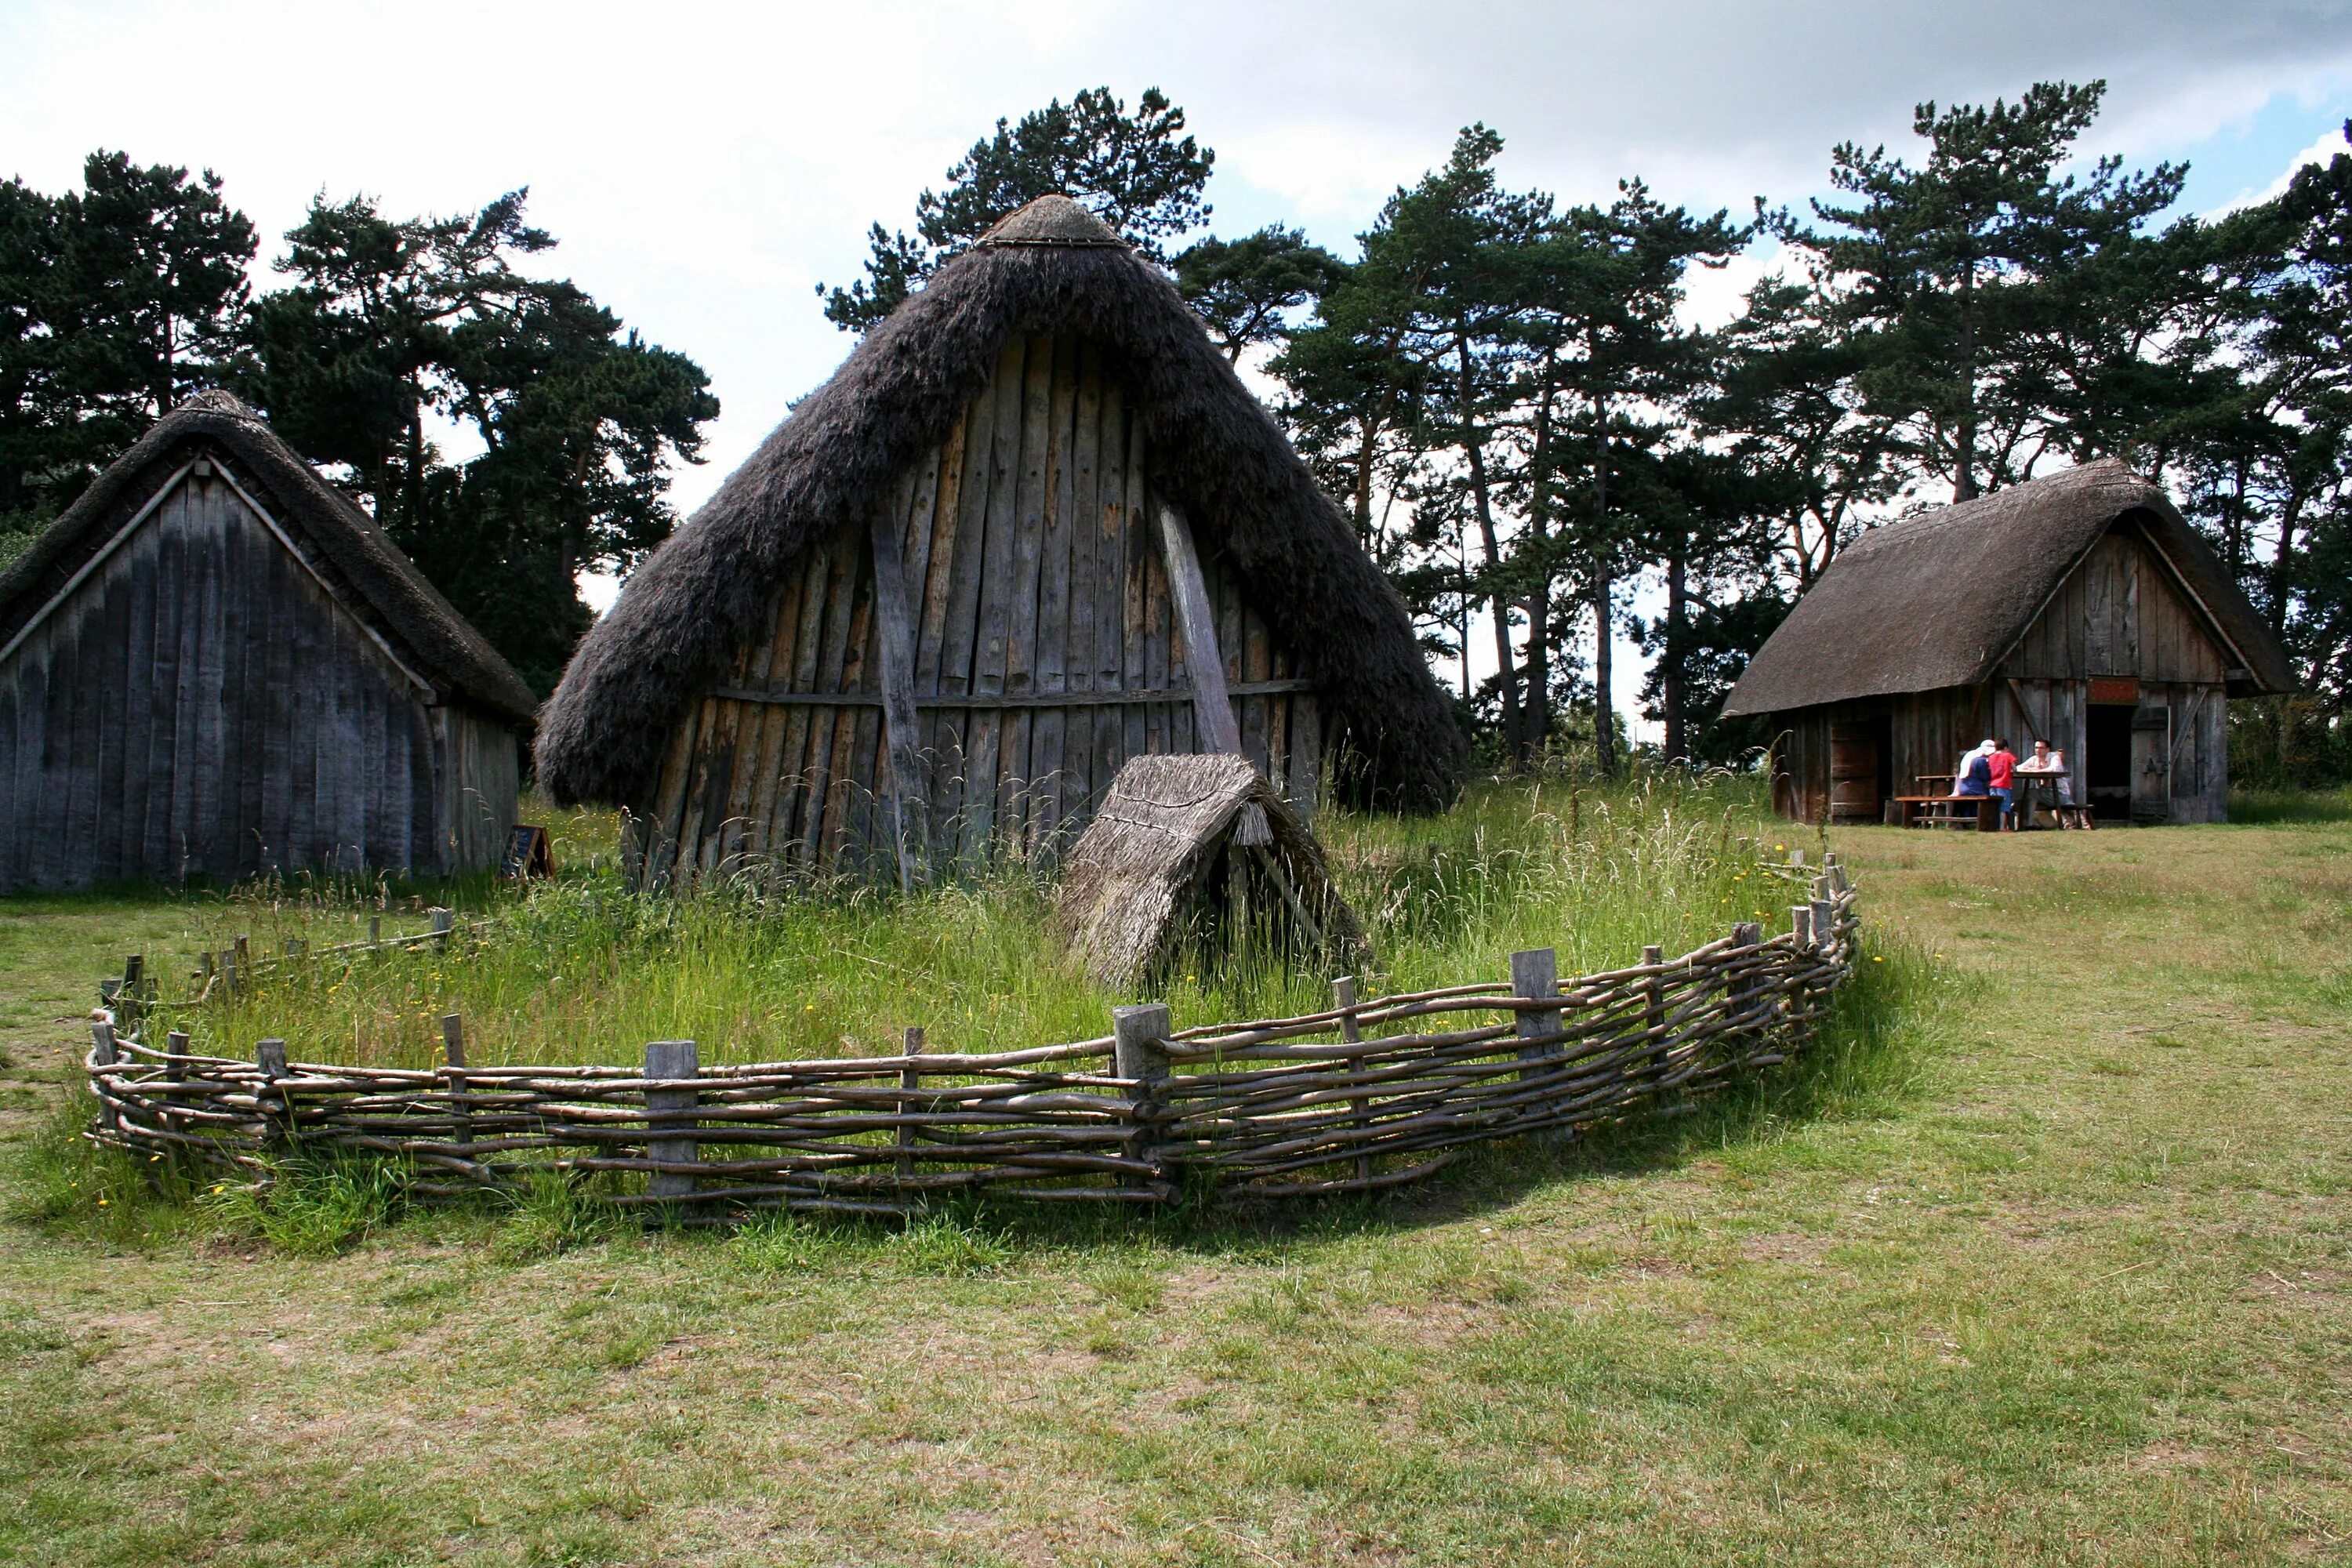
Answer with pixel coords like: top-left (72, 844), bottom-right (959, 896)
top-left (1987, 739), bottom-right (2019, 830)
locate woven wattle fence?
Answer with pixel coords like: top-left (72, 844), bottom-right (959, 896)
top-left (83, 859), bottom-right (1859, 1214)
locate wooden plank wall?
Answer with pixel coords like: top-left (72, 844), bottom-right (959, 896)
top-left (0, 470), bottom-right (484, 888)
top-left (435, 705), bottom-right (522, 873)
top-left (2002, 527), bottom-right (2229, 684)
top-left (644, 332), bottom-right (1322, 884)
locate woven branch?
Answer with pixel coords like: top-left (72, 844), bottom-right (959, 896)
top-left (84, 870), bottom-right (1862, 1212)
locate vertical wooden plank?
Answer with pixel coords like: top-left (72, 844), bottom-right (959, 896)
top-left (1291, 692), bottom-right (1323, 818)
top-left (1090, 369), bottom-right (1128, 815)
top-left (1116, 402), bottom-right (1151, 775)
top-left (1059, 339), bottom-right (1104, 828)
top-left (1156, 500), bottom-right (1243, 756)
top-left (935, 365), bottom-right (1008, 849)
top-left (644, 1039), bottom-right (701, 1199)
top-left (870, 489), bottom-right (930, 888)
top-left (639, 701), bottom-right (702, 888)
top-left (796, 537), bottom-right (865, 868)
top-left (822, 532), bottom-right (881, 866)
top-left (666, 696), bottom-right (719, 880)
top-left (177, 492), bottom-right (225, 880)
top-left (960, 336), bottom-right (1032, 866)
top-left (996, 331), bottom-right (1058, 854)
top-left (766, 545), bottom-right (834, 864)
top-left (753, 554), bottom-right (828, 869)
top-left (1141, 481), bottom-right (1170, 760)
top-left (116, 507), bottom-right (163, 880)
top-left (1029, 334), bottom-right (1080, 855)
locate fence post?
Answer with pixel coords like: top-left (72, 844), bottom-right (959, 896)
top-left (429, 907), bottom-right (455, 949)
top-left (895, 1025), bottom-right (924, 1181)
top-left (644, 1040), bottom-right (699, 1200)
top-left (1511, 948), bottom-right (1563, 1133)
top-left (441, 1013), bottom-right (474, 1167)
top-left (90, 1022), bottom-right (121, 1134)
top-left (256, 1039), bottom-right (289, 1147)
top-left (1334, 976), bottom-right (1371, 1183)
top-left (1791, 905), bottom-right (1814, 949)
top-left (119, 955), bottom-right (144, 1036)
top-left (368, 916), bottom-right (382, 947)
top-left (1112, 1004), bottom-right (1171, 1185)
top-left (1641, 944), bottom-right (1667, 1089)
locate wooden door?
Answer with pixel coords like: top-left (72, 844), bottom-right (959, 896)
top-left (1828, 720), bottom-right (1884, 823)
top-left (2130, 706), bottom-right (2171, 823)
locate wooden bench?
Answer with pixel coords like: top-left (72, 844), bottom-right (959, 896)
top-left (1889, 795), bottom-right (1997, 832)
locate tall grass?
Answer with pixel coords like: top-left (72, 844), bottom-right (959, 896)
top-left (144, 768), bottom-right (1809, 1071)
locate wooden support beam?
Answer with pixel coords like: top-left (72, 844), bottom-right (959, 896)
top-left (869, 505), bottom-right (931, 891)
top-left (1153, 501), bottom-right (1243, 756)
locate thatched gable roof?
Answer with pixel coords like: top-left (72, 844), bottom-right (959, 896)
top-left (0, 391), bottom-right (539, 728)
top-left (1721, 459), bottom-right (2295, 717)
top-left (1054, 753), bottom-right (1365, 989)
top-left (535, 195), bottom-right (1463, 812)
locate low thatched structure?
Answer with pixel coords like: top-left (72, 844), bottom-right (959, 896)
top-left (0, 392), bottom-right (536, 888)
top-left (1723, 460), bottom-right (2293, 826)
top-left (535, 195), bottom-right (1460, 887)
top-left (1055, 753), bottom-right (1364, 988)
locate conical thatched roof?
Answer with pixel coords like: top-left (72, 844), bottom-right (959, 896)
top-left (535, 195), bottom-right (1463, 813)
top-left (1722, 459), bottom-right (2295, 717)
top-left (0, 391), bottom-right (539, 728)
top-left (1055, 753), bottom-right (1365, 989)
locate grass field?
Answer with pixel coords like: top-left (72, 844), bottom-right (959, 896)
top-left (1, 781), bottom-right (2346, 1564)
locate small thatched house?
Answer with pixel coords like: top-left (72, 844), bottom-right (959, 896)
top-left (1055, 753), bottom-right (1365, 987)
top-left (0, 393), bottom-right (538, 890)
top-left (1722, 460), bottom-right (2294, 826)
top-left (536, 195), bottom-right (1461, 886)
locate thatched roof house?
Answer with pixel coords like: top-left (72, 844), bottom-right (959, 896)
top-left (1055, 753), bottom-right (1364, 988)
top-left (1723, 460), bottom-right (2293, 826)
top-left (537, 195), bottom-right (1460, 886)
top-left (0, 392), bottom-right (536, 889)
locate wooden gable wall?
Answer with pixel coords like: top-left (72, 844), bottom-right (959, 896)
top-left (637, 332), bottom-right (1322, 885)
top-left (0, 463), bottom-right (516, 890)
top-left (1769, 521), bottom-right (2241, 826)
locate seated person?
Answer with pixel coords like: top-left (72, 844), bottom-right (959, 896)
top-left (1953, 740), bottom-right (1994, 797)
top-left (2046, 746), bottom-right (2092, 829)
top-left (1988, 738), bottom-right (2019, 829)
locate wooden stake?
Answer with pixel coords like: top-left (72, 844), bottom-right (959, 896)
top-left (896, 1025), bottom-right (924, 1180)
top-left (1112, 1004), bottom-right (1172, 1176)
top-left (1335, 975), bottom-right (1371, 1183)
top-left (441, 1014), bottom-right (473, 1158)
top-left (644, 1040), bottom-right (700, 1200)
top-left (1511, 947), bottom-right (1563, 1123)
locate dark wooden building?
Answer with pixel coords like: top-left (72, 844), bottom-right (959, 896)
top-left (1722, 461), bottom-right (2295, 826)
top-left (537, 196), bottom-right (1461, 885)
top-left (0, 393), bottom-right (539, 891)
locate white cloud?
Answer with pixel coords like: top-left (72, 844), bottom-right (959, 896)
top-left (6, 0), bottom-right (2351, 530)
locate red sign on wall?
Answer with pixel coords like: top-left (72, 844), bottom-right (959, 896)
top-left (2089, 677), bottom-right (2140, 705)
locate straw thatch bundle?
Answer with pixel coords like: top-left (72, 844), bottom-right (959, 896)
top-left (1055, 753), bottom-right (1364, 988)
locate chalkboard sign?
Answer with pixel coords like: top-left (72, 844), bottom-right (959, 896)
top-left (499, 823), bottom-right (553, 880)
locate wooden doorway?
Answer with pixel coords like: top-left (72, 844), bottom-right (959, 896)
top-left (1828, 716), bottom-right (1892, 824)
top-left (2085, 704), bottom-right (2133, 822)
top-left (2131, 705), bottom-right (2172, 823)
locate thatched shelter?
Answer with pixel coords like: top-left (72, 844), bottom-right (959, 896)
top-left (0, 392), bottom-right (537, 890)
top-left (1722, 460), bottom-right (2293, 826)
top-left (536, 195), bottom-right (1461, 887)
top-left (1054, 753), bottom-right (1364, 988)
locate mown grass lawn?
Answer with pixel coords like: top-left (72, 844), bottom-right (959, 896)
top-left (0, 785), bottom-right (2345, 1566)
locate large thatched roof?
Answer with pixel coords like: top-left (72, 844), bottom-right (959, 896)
top-left (1722, 459), bottom-right (2295, 717)
top-left (535, 195), bottom-right (1463, 812)
top-left (1054, 753), bottom-right (1365, 989)
top-left (0, 391), bottom-right (539, 728)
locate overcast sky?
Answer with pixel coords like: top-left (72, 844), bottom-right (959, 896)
top-left (8, 0), bottom-right (2352, 724)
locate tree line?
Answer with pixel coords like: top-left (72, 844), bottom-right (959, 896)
top-left (829, 82), bottom-right (2352, 783)
top-left (6, 82), bottom-right (2350, 780)
top-left (0, 160), bottom-right (714, 693)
